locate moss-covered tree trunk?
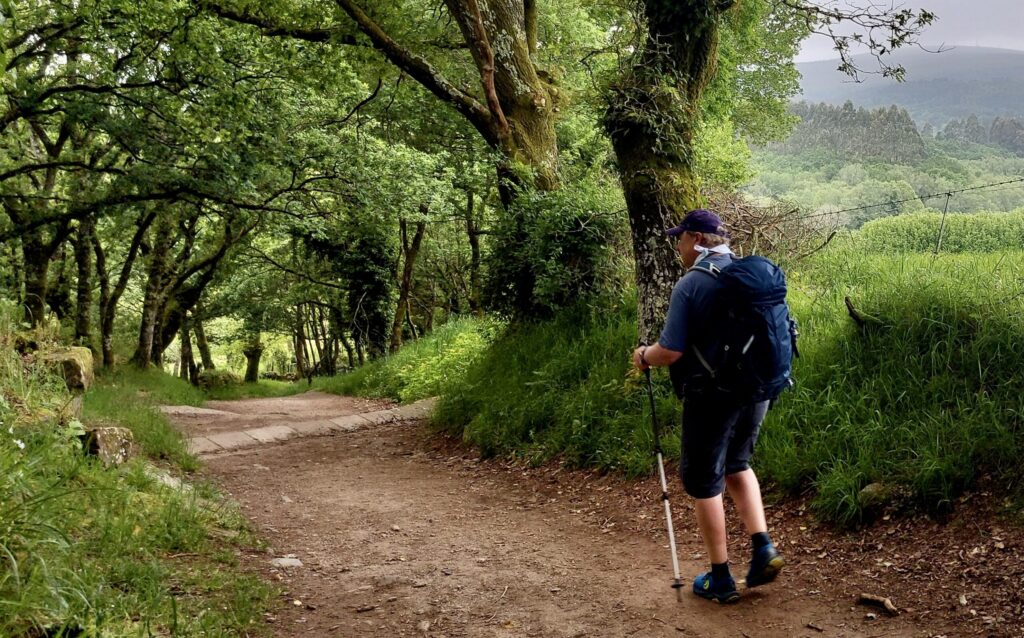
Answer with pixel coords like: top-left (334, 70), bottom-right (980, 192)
top-left (604, 0), bottom-right (727, 344)
top-left (72, 216), bottom-right (95, 348)
top-left (131, 218), bottom-right (174, 368)
top-left (193, 306), bottom-right (216, 371)
top-left (21, 229), bottom-right (53, 327)
top-left (243, 343), bottom-right (263, 383)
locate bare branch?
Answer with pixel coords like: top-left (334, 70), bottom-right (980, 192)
top-left (775, 0), bottom-right (937, 80)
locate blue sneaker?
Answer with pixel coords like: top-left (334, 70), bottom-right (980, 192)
top-left (745, 543), bottom-right (784, 588)
top-left (692, 572), bottom-right (740, 603)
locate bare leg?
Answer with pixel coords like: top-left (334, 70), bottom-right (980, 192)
top-left (693, 495), bottom-right (728, 564)
top-left (725, 468), bottom-right (767, 535)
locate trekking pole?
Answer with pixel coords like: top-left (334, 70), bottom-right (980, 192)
top-left (644, 366), bottom-right (684, 602)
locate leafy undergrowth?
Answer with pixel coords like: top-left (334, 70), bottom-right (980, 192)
top-left (314, 317), bottom-right (504, 403)
top-left (432, 298), bottom-right (678, 478)
top-left (1, 304), bottom-right (274, 637)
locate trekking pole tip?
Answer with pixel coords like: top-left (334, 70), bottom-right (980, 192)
top-left (673, 580), bottom-right (684, 602)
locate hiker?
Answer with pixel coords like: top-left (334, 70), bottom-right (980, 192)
top-left (631, 208), bottom-right (785, 604)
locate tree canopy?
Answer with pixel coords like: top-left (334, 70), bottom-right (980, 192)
top-left (0, 0), bottom-right (935, 375)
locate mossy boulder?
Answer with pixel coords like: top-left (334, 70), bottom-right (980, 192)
top-left (82, 426), bottom-right (136, 467)
top-left (44, 347), bottom-right (95, 392)
top-left (198, 369), bottom-right (242, 390)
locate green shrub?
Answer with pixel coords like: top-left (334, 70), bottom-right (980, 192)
top-left (859, 209), bottom-right (1024, 252)
top-left (315, 317), bottom-right (502, 402)
top-left (197, 368), bottom-right (243, 391)
top-left (484, 173), bottom-right (627, 317)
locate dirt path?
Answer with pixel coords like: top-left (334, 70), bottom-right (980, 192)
top-left (167, 393), bottom-right (957, 638)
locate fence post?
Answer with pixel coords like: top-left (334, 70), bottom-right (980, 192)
top-left (933, 192), bottom-right (952, 255)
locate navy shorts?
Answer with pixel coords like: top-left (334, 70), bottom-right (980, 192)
top-left (678, 396), bottom-right (770, 499)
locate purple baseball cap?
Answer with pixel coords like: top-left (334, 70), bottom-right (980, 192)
top-left (665, 209), bottom-right (730, 238)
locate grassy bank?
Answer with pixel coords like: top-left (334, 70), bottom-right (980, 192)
top-left (355, 244), bottom-right (1024, 524)
top-left (313, 317), bottom-right (503, 403)
top-left (1, 306), bottom-right (274, 636)
top-left (762, 245), bottom-right (1024, 523)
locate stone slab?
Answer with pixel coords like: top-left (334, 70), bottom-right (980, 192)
top-left (290, 420), bottom-right (338, 436)
top-left (360, 409), bottom-right (400, 425)
top-left (246, 425), bottom-right (297, 443)
top-left (161, 405), bottom-right (239, 418)
top-left (206, 430), bottom-right (259, 450)
top-left (329, 414), bottom-right (371, 432)
top-left (393, 399), bottom-right (436, 420)
top-left (188, 436), bottom-right (223, 454)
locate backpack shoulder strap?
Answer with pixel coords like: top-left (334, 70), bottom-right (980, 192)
top-left (688, 259), bottom-right (721, 279)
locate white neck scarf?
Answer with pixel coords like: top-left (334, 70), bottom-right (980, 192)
top-left (694, 244), bottom-right (734, 263)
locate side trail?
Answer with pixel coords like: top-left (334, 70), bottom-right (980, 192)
top-left (164, 391), bottom-right (937, 638)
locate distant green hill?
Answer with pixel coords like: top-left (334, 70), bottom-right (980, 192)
top-left (797, 47), bottom-right (1024, 127)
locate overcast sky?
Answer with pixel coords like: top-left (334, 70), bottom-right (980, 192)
top-left (796, 0), bottom-right (1024, 61)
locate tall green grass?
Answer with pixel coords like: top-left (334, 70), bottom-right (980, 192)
top-left (432, 300), bottom-right (679, 476)
top-left (1, 302), bottom-right (274, 636)
top-left (761, 247), bottom-right (1024, 523)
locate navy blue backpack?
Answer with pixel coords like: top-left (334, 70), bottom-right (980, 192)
top-left (676, 255), bottom-right (799, 403)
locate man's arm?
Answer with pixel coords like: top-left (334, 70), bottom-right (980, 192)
top-left (632, 343), bottom-right (682, 370)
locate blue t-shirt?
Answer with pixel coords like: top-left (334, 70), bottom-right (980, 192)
top-left (658, 253), bottom-right (733, 359)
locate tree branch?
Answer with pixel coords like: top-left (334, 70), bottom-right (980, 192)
top-left (524, 0), bottom-right (538, 55)
top-left (200, 1), bottom-right (359, 44)
top-left (448, 0), bottom-right (510, 140)
top-left (0, 161), bottom-right (126, 183)
top-left (332, 0), bottom-right (495, 142)
top-left (774, 0), bottom-right (937, 80)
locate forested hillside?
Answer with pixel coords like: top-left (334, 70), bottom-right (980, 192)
top-left (797, 46), bottom-right (1024, 126)
top-left (749, 101), bottom-right (1024, 226)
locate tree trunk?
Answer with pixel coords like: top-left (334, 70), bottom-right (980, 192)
top-left (293, 305), bottom-right (307, 377)
top-left (604, 0), bottom-right (726, 343)
top-left (340, 332), bottom-right (355, 370)
top-left (389, 211), bottom-right (427, 353)
top-left (243, 339), bottom-right (263, 383)
top-left (193, 310), bottom-right (215, 370)
top-left (72, 216), bottom-right (95, 348)
top-left (179, 316), bottom-right (196, 383)
top-left (242, 313), bottom-right (263, 383)
top-left (46, 245), bottom-right (72, 321)
top-left (443, 0), bottom-right (560, 189)
top-left (131, 218), bottom-right (174, 367)
top-left (94, 211), bottom-right (156, 369)
top-left (21, 229), bottom-right (52, 326)
top-left (465, 190), bottom-right (484, 316)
